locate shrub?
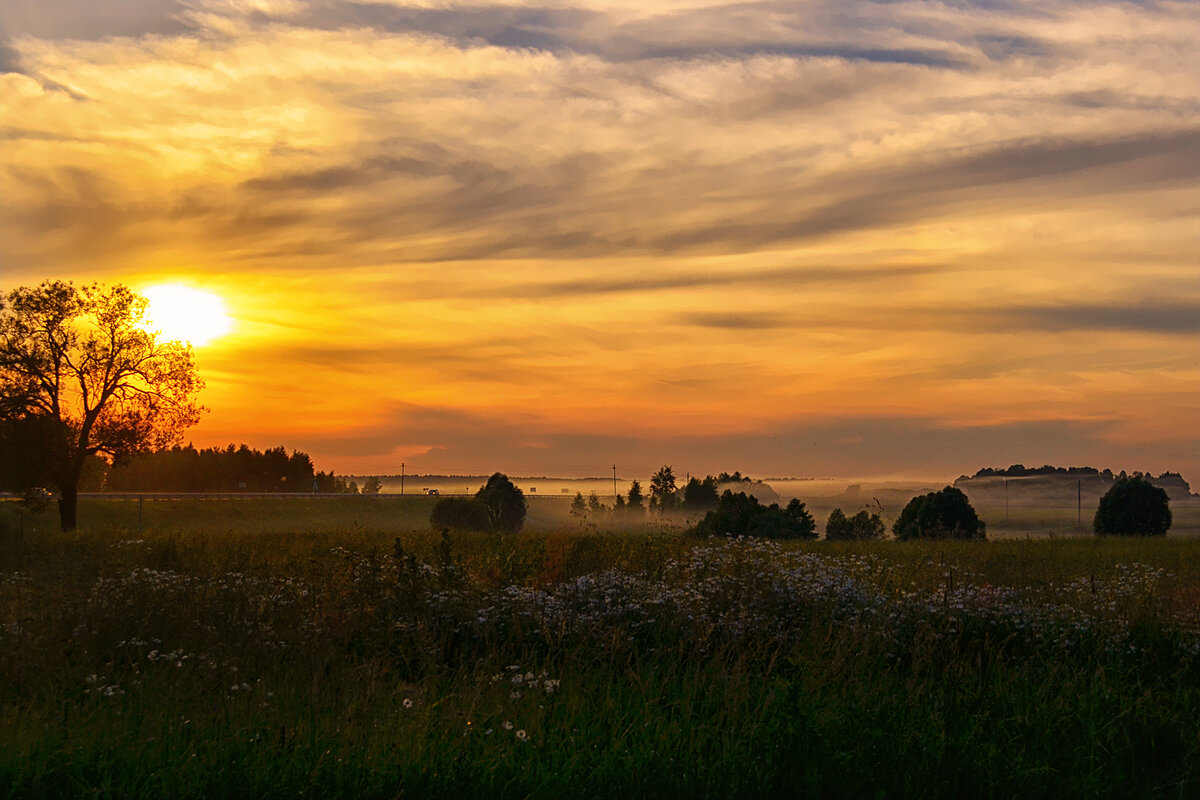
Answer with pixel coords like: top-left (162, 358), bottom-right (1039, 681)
top-left (893, 486), bottom-right (985, 540)
top-left (692, 491), bottom-right (816, 540)
top-left (1094, 475), bottom-right (1172, 537)
top-left (429, 497), bottom-right (489, 532)
top-left (825, 508), bottom-right (887, 541)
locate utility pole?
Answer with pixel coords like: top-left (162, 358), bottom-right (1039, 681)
top-left (401, 462), bottom-right (405, 496)
top-left (1078, 479), bottom-right (1082, 528)
top-left (1004, 478), bottom-right (1008, 521)
top-left (612, 465), bottom-right (618, 502)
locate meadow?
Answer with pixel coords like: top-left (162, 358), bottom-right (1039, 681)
top-left (0, 496), bottom-right (1197, 798)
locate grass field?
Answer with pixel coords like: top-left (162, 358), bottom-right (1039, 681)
top-left (1, 499), bottom-right (1198, 797)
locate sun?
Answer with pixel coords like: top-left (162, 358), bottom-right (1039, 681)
top-left (141, 284), bottom-right (233, 347)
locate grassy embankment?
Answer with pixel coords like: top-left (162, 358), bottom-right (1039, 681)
top-left (0, 498), bottom-right (1197, 798)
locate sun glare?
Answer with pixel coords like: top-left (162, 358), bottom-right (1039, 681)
top-left (141, 284), bottom-right (233, 347)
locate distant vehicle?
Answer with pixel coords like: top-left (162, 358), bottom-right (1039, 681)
top-left (19, 487), bottom-right (55, 511)
top-left (425, 488), bottom-right (440, 496)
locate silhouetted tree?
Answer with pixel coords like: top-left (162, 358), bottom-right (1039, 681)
top-left (475, 472), bottom-right (527, 533)
top-left (362, 476), bottom-right (383, 495)
top-left (649, 465), bottom-right (678, 513)
top-left (0, 281), bottom-right (204, 530)
top-left (627, 480), bottom-right (645, 514)
top-left (692, 491), bottom-right (816, 539)
top-left (681, 475), bottom-right (719, 511)
top-left (105, 443), bottom-right (323, 492)
top-left (893, 487), bottom-right (985, 540)
top-left (825, 508), bottom-right (887, 541)
top-left (313, 470), bottom-right (354, 493)
top-left (430, 497), bottom-right (489, 532)
top-left (570, 491), bottom-right (587, 521)
top-left (1094, 475), bottom-right (1171, 536)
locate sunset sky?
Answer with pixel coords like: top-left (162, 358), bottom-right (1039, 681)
top-left (2, 0), bottom-right (1197, 482)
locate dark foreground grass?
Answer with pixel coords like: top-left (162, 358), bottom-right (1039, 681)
top-left (0, 524), bottom-right (1197, 799)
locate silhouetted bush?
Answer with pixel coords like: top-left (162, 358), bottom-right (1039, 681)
top-left (475, 473), bottom-right (527, 533)
top-left (894, 486), bottom-right (985, 540)
top-left (429, 497), bottom-right (489, 532)
top-left (825, 508), bottom-right (887, 541)
top-left (692, 491), bottom-right (816, 539)
top-left (680, 476), bottom-right (720, 511)
top-left (1094, 475), bottom-right (1172, 537)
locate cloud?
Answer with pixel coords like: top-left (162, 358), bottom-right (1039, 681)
top-left (257, 405), bottom-right (1199, 484)
top-left (1, 0), bottom-right (1197, 484)
top-left (0, 0), bottom-right (188, 40)
top-left (677, 300), bottom-right (1200, 336)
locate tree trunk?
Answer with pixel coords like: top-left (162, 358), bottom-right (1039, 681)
top-left (58, 484), bottom-right (78, 531)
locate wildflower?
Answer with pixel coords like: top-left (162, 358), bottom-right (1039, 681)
top-left (402, 698), bottom-right (414, 709)
top-left (502, 720), bottom-right (513, 730)
top-left (515, 729), bottom-right (529, 742)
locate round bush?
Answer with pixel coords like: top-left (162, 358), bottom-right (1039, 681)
top-left (893, 486), bottom-right (985, 540)
top-left (1094, 475), bottom-right (1171, 536)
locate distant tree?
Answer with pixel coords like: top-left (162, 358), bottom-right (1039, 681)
top-left (570, 491), bottom-right (587, 521)
top-left (649, 466), bottom-right (678, 513)
top-left (362, 476), bottom-right (383, 495)
top-left (681, 475), bottom-right (719, 511)
top-left (825, 508), bottom-right (886, 541)
top-left (716, 471), bottom-right (750, 483)
top-left (1094, 475), bottom-right (1171, 537)
top-left (104, 443), bottom-right (319, 492)
top-left (475, 472), bottom-right (527, 533)
top-left (430, 496), bottom-right (489, 532)
top-left (613, 494), bottom-right (626, 512)
top-left (314, 470), bottom-right (354, 493)
top-left (627, 480), bottom-right (645, 514)
top-left (893, 487), bottom-right (985, 540)
top-left (0, 281), bottom-right (204, 530)
top-left (587, 491), bottom-right (605, 513)
top-left (781, 499), bottom-right (817, 539)
top-left (692, 490), bottom-right (816, 540)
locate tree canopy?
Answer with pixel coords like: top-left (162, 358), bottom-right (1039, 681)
top-left (429, 474), bottom-right (527, 533)
top-left (626, 480), bottom-right (645, 513)
top-left (1094, 475), bottom-right (1171, 537)
top-left (825, 508), bottom-right (887, 541)
top-left (893, 486), bottom-right (985, 540)
top-left (649, 465), bottom-right (678, 512)
top-left (0, 281), bottom-right (204, 529)
top-left (680, 475), bottom-right (719, 511)
top-left (475, 472), bottom-right (527, 533)
top-left (692, 490), bottom-right (816, 540)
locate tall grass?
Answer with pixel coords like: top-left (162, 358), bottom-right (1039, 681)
top-left (0, 517), bottom-right (1197, 798)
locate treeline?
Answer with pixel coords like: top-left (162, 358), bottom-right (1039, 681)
top-left (960, 465), bottom-right (1194, 501)
top-left (103, 444), bottom-right (355, 493)
top-left (971, 464), bottom-right (1112, 478)
top-left (968, 464), bottom-right (1187, 483)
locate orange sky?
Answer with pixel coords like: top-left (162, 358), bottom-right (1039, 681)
top-left (2, 0), bottom-right (1197, 483)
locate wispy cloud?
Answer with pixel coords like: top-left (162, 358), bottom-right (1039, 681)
top-left (1, 0), bottom-right (1197, 479)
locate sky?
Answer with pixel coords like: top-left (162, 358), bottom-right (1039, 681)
top-left (1, 0), bottom-right (1198, 483)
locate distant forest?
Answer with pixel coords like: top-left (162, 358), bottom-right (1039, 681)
top-left (956, 465), bottom-right (1196, 502)
top-left (101, 445), bottom-right (354, 493)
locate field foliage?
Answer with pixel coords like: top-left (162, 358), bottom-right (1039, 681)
top-left (0, 500), bottom-right (1197, 798)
